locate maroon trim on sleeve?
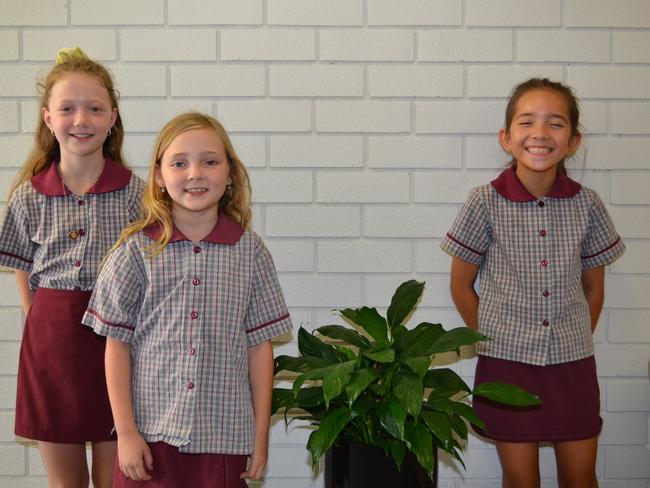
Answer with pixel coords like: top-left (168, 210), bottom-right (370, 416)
top-left (246, 313), bottom-right (290, 334)
top-left (0, 250), bottom-right (33, 263)
top-left (581, 237), bottom-right (621, 260)
top-left (446, 233), bottom-right (485, 256)
top-left (86, 309), bottom-right (136, 331)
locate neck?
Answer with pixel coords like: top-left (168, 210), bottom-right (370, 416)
top-left (172, 207), bottom-right (220, 243)
top-left (59, 156), bottom-right (105, 196)
top-left (515, 165), bottom-right (558, 199)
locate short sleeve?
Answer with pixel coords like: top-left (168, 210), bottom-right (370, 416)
top-left (243, 238), bottom-right (292, 346)
top-left (82, 238), bottom-right (145, 343)
top-left (440, 187), bottom-right (492, 265)
top-left (581, 191), bottom-right (625, 269)
top-left (0, 186), bottom-right (37, 272)
top-left (127, 175), bottom-right (145, 223)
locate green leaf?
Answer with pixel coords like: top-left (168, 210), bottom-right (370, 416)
top-left (394, 322), bottom-right (445, 359)
top-left (363, 345), bottom-right (395, 363)
top-left (340, 307), bottom-right (388, 344)
top-left (317, 324), bottom-right (371, 349)
top-left (274, 354), bottom-right (332, 374)
top-left (376, 438), bottom-right (407, 470)
top-left (402, 356), bottom-right (431, 378)
top-left (427, 327), bottom-right (487, 355)
top-left (421, 410), bottom-right (452, 446)
top-left (423, 368), bottom-right (471, 396)
top-left (298, 327), bottom-right (341, 363)
top-left (345, 368), bottom-right (379, 405)
top-left (334, 345), bottom-right (358, 361)
top-left (296, 387), bottom-right (325, 409)
top-left (387, 280), bottom-right (425, 331)
top-left (426, 396), bottom-right (455, 414)
top-left (473, 382), bottom-right (541, 406)
top-left (405, 420), bottom-right (435, 477)
top-left (393, 374), bottom-right (424, 418)
top-left (377, 398), bottom-right (407, 441)
top-left (292, 366), bottom-right (331, 396)
top-left (323, 361), bottom-right (356, 407)
top-left (450, 401), bottom-right (485, 431)
top-left (271, 388), bottom-right (294, 414)
top-left (449, 413), bottom-right (468, 440)
top-left (306, 407), bottom-right (352, 466)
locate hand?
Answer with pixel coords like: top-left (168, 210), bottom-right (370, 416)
top-left (117, 432), bottom-right (154, 481)
top-left (240, 447), bottom-right (267, 480)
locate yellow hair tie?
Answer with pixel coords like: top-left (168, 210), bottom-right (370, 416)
top-left (55, 47), bottom-right (88, 65)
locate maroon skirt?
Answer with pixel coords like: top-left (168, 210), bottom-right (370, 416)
top-left (15, 288), bottom-right (115, 443)
top-left (472, 355), bottom-right (602, 443)
top-left (113, 442), bottom-right (248, 488)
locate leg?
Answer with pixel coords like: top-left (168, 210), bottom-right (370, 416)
top-left (495, 441), bottom-right (540, 488)
top-left (38, 441), bottom-right (90, 488)
top-left (554, 436), bottom-right (598, 488)
top-left (91, 440), bottom-right (117, 488)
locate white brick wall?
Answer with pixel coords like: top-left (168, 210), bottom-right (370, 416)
top-left (1, 1), bottom-right (649, 486)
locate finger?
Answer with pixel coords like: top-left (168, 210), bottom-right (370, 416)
top-left (240, 470), bottom-right (250, 479)
top-left (144, 445), bottom-right (154, 470)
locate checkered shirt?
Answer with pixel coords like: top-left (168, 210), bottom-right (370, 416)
top-left (0, 160), bottom-right (145, 290)
top-left (441, 166), bottom-right (624, 366)
top-left (83, 214), bottom-right (293, 454)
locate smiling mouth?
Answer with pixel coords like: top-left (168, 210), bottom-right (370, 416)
top-left (70, 133), bottom-right (94, 139)
top-left (526, 146), bottom-right (552, 155)
top-left (184, 188), bottom-right (208, 194)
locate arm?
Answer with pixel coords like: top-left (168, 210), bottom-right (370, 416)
top-left (241, 340), bottom-right (274, 480)
top-left (14, 270), bottom-right (33, 317)
top-left (105, 337), bottom-right (153, 481)
top-left (450, 256), bottom-right (480, 330)
top-left (581, 265), bottom-right (605, 332)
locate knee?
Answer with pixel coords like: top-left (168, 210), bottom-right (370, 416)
top-left (503, 473), bottom-right (541, 488)
top-left (91, 471), bottom-right (113, 488)
top-left (558, 471), bottom-right (597, 488)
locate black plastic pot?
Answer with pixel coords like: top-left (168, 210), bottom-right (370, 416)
top-left (324, 443), bottom-right (437, 488)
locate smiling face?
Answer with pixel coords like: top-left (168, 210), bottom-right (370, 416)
top-left (42, 72), bottom-right (117, 165)
top-left (155, 128), bottom-right (231, 225)
top-left (499, 88), bottom-right (581, 180)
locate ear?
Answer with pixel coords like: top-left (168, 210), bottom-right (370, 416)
top-left (154, 165), bottom-right (165, 188)
top-left (42, 106), bottom-right (52, 131)
top-left (110, 107), bottom-right (118, 129)
top-left (567, 133), bottom-right (582, 157)
top-left (498, 128), bottom-right (512, 154)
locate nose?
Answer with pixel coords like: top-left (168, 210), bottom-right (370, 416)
top-left (531, 121), bottom-right (550, 139)
top-left (74, 110), bottom-right (89, 126)
top-left (187, 162), bottom-right (202, 179)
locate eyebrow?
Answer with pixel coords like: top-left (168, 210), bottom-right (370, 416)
top-left (516, 112), bottom-right (569, 121)
top-left (167, 151), bottom-right (223, 159)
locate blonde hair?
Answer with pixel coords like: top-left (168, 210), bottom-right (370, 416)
top-left (9, 47), bottom-right (126, 197)
top-left (112, 112), bottom-right (252, 257)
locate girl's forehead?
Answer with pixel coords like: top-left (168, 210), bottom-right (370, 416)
top-left (50, 72), bottom-right (110, 98)
top-left (513, 88), bottom-right (570, 116)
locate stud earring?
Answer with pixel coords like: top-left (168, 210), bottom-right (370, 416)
top-left (160, 186), bottom-right (166, 193)
top-left (108, 128), bottom-right (112, 136)
top-left (50, 129), bottom-right (54, 136)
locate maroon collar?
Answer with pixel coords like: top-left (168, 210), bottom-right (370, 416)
top-left (144, 212), bottom-right (244, 245)
top-left (490, 165), bottom-right (581, 202)
top-left (30, 159), bottom-right (132, 196)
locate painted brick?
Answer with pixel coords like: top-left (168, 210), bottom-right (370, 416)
top-left (0, 136), bottom-right (34, 168)
top-left (585, 137), bottom-right (650, 170)
top-left (517, 30), bottom-right (610, 62)
top-left (270, 135), bottom-right (363, 168)
top-left (611, 240), bottom-right (650, 275)
top-left (0, 307), bottom-right (22, 341)
top-left (0, 170), bottom-right (17, 203)
top-left (0, 65), bottom-right (48, 97)
top-left (416, 101), bottom-right (505, 134)
top-left (601, 413), bottom-right (647, 444)
top-left (466, 0), bottom-right (561, 27)
top-left (230, 135), bottom-right (266, 168)
top-left (415, 239), bottom-right (454, 273)
top-left (467, 65), bottom-right (564, 98)
top-left (269, 416), bottom-right (312, 445)
top-left (269, 65), bottom-right (363, 97)
top-left (595, 344), bottom-right (649, 377)
top-left (279, 275), bottom-right (362, 307)
top-left (0, 30), bottom-right (19, 60)
top-left (581, 102), bottom-right (609, 135)
top-left (606, 380), bottom-right (650, 411)
top-left (0, 102), bottom-right (19, 132)
top-left (566, 0), bottom-right (650, 28)
top-left (266, 206), bottom-right (360, 237)
top-left (367, 0), bottom-right (461, 26)
top-left (317, 240), bottom-right (412, 272)
top-left (268, 0), bottom-right (362, 26)
top-left (123, 135), bottom-right (157, 167)
top-left (613, 32), bottom-right (650, 63)
top-left (605, 275), bottom-right (650, 308)
top-left (264, 239), bottom-right (314, 272)
top-left (0, 0), bottom-right (66, 25)
top-left (414, 171), bottom-right (495, 203)
top-left (608, 207), bottom-right (650, 239)
top-left (20, 101), bottom-right (42, 133)
top-left (604, 447), bottom-right (650, 478)
top-left (0, 411), bottom-right (15, 442)
top-left (0, 376), bottom-right (16, 409)
top-left (217, 101), bottom-right (311, 132)
top-left (23, 30), bottom-right (116, 61)
top-left (106, 65), bottom-right (167, 98)
top-left (249, 170), bottom-right (312, 203)
top-left (220, 29), bottom-right (314, 61)
top-left (368, 136), bottom-right (462, 169)
top-left (611, 102), bottom-right (650, 135)
top-left (316, 101), bottom-right (410, 133)
top-left (608, 309), bottom-right (650, 342)
top-left (316, 171), bottom-right (409, 203)
top-left (120, 101), bottom-right (212, 133)
top-left (168, 0), bottom-right (262, 25)
top-left (364, 205), bottom-right (460, 238)
top-left (320, 30), bottom-right (413, 61)
top-left (0, 445), bottom-right (25, 475)
top-left (569, 67), bottom-right (650, 99)
top-left (611, 172), bottom-right (650, 204)
top-left (71, 0), bottom-right (163, 25)
top-left (368, 65), bottom-right (463, 97)
top-left (365, 274), bottom-right (452, 308)
top-left (121, 29), bottom-right (216, 61)
top-left (0, 343), bottom-right (19, 374)
top-left (170, 65), bottom-right (265, 97)
top-left (466, 136), bottom-right (509, 169)
top-left (418, 30), bottom-right (512, 62)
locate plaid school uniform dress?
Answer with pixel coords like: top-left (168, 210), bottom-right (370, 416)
top-left (441, 166), bottom-right (624, 441)
top-left (0, 159), bottom-right (145, 442)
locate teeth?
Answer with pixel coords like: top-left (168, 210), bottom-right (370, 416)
top-left (527, 147), bottom-right (551, 155)
top-left (185, 188), bottom-right (207, 193)
top-left (71, 134), bottom-right (92, 138)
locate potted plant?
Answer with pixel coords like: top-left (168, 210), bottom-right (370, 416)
top-left (272, 280), bottom-right (540, 487)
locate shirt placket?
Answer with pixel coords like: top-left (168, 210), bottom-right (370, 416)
top-left (536, 198), bottom-right (552, 362)
top-left (68, 194), bottom-right (90, 289)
